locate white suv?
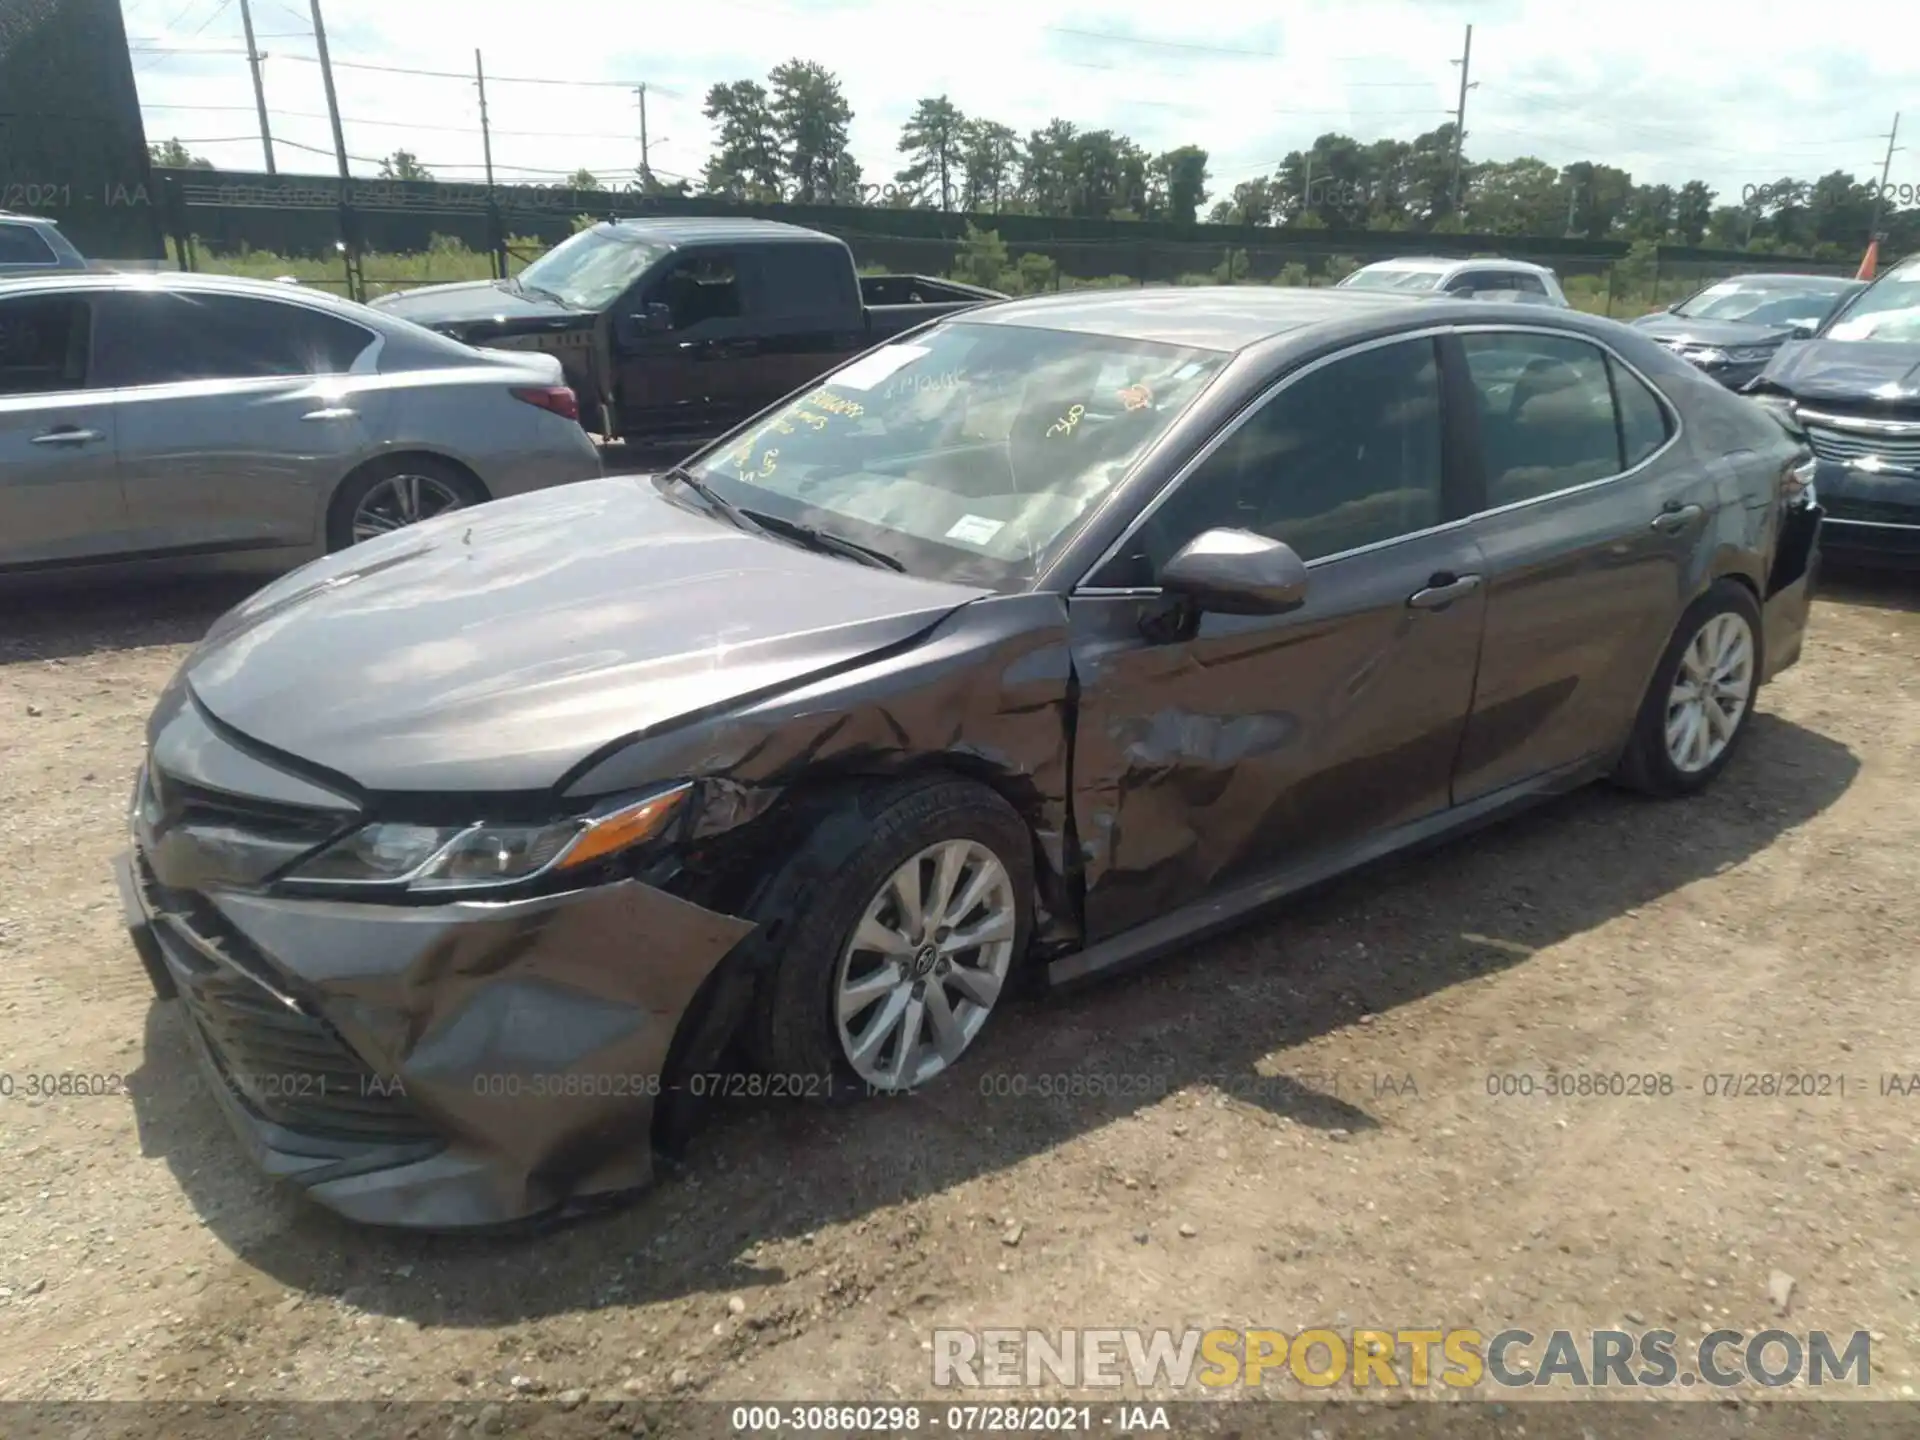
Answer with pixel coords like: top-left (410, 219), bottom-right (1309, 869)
top-left (1336, 256), bottom-right (1570, 307)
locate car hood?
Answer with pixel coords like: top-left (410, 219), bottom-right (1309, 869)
top-left (1634, 315), bottom-right (1796, 348)
top-left (182, 477), bottom-right (990, 794)
top-left (369, 279), bottom-right (580, 329)
top-left (1756, 338), bottom-right (1920, 403)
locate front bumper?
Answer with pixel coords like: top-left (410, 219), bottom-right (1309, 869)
top-left (1810, 459), bottom-right (1920, 566)
top-left (116, 844), bottom-right (753, 1228)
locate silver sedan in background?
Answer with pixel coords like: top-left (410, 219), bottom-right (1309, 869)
top-left (0, 272), bottom-right (603, 575)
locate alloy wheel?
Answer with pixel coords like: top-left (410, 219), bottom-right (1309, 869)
top-left (350, 473), bottom-right (469, 544)
top-left (1665, 610), bottom-right (1755, 774)
top-left (834, 839), bottom-right (1017, 1092)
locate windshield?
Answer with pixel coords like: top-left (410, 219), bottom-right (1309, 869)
top-left (1672, 279), bottom-right (1852, 327)
top-left (1823, 268), bottom-right (1920, 343)
top-left (1338, 268), bottom-right (1442, 292)
top-left (514, 228), bottom-right (671, 310)
top-left (685, 320), bottom-right (1228, 587)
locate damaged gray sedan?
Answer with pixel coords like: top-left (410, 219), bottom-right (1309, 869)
top-left (116, 287), bottom-right (1822, 1228)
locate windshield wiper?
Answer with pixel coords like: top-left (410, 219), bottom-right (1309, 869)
top-left (738, 508), bottom-right (906, 572)
top-left (658, 465), bottom-right (764, 534)
top-left (512, 277), bottom-right (570, 306)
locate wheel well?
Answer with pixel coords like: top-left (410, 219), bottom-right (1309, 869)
top-left (330, 450), bottom-right (490, 519)
top-left (692, 758), bottom-right (1074, 959)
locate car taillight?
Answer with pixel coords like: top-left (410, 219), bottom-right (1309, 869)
top-left (511, 385), bottom-right (579, 422)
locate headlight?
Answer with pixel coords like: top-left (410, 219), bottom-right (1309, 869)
top-left (284, 784), bottom-right (690, 894)
top-left (1724, 344), bottom-right (1779, 364)
top-left (1687, 346), bottom-right (1731, 367)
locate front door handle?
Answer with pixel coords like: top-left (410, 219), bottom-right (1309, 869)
top-left (301, 407), bottom-right (358, 421)
top-left (1408, 572), bottom-right (1482, 610)
top-left (1651, 502), bottom-right (1704, 533)
top-left (31, 426), bottom-right (103, 446)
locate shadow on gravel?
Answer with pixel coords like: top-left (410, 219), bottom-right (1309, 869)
top-left (124, 707), bottom-right (1860, 1326)
top-left (0, 572), bottom-right (264, 664)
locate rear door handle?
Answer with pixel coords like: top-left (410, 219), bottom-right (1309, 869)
top-left (1408, 572), bottom-right (1482, 610)
top-left (31, 427), bottom-right (103, 446)
top-left (1651, 503), bottom-right (1704, 533)
top-left (301, 407), bottom-right (357, 421)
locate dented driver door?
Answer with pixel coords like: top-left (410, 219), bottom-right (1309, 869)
top-left (1065, 332), bottom-right (1490, 944)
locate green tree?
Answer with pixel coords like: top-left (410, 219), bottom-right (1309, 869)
top-left (1560, 161), bottom-right (1634, 238)
top-left (1149, 145), bottom-right (1210, 224)
top-left (950, 222), bottom-right (1010, 288)
top-left (1674, 180), bottom-right (1716, 246)
top-left (895, 95), bottom-right (968, 210)
top-left (378, 149), bottom-right (433, 181)
top-left (1208, 176), bottom-right (1278, 226)
top-left (149, 138), bottom-right (213, 170)
top-left (768, 59), bottom-right (857, 204)
top-left (959, 120), bottom-right (1021, 211)
top-left (1465, 157), bottom-right (1563, 234)
top-left (567, 169), bottom-right (604, 192)
top-left (1018, 120), bottom-right (1078, 215)
top-left (700, 79), bottom-right (783, 200)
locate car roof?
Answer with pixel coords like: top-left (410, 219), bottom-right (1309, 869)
top-left (1354, 256), bottom-right (1553, 275)
top-left (0, 269), bottom-right (370, 315)
top-left (959, 285), bottom-right (1455, 351)
top-left (1701, 272), bottom-right (1860, 290)
top-left (0, 211), bottom-right (64, 229)
top-left (598, 216), bottom-right (832, 245)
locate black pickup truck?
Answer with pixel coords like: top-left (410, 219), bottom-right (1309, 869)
top-left (370, 217), bottom-right (1004, 448)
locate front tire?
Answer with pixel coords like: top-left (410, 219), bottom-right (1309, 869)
top-left (1614, 580), bottom-right (1762, 796)
top-left (750, 777), bottom-right (1034, 1095)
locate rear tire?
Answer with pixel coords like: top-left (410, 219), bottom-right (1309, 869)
top-left (1613, 580), bottom-right (1763, 797)
top-left (325, 454), bottom-right (487, 552)
top-left (748, 777), bottom-right (1034, 1096)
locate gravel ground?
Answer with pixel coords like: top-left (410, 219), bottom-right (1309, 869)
top-left (1, 566), bottom-right (1916, 1417)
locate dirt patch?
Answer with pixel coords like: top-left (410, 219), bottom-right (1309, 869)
top-left (2, 570), bottom-right (1917, 1411)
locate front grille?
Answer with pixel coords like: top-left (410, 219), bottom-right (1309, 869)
top-left (137, 851), bottom-right (438, 1143)
top-left (1804, 424), bottom-right (1920, 472)
top-left (1825, 496), bottom-right (1920, 526)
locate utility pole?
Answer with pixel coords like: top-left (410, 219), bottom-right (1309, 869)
top-left (1448, 23), bottom-right (1475, 218)
top-left (308, 0), bottom-right (350, 183)
top-left (237, 0), bottom-right (275, 173)
top-left (308, 0), bottom-right (359, 298)
top-left (636, 83), bottom-right (652, 191)
top-left (476, 49), bottom-right (506, 280)
top-left (1866, 111), bottom-right (1902, 243)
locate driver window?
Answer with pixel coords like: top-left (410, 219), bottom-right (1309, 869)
top-left (1097, 337), bottom-right (1445, 586)
top-left (650, 254), bottom-right (743, 330)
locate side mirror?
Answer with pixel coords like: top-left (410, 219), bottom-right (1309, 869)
top-left (1158, 528), bottom-right (1309, 615)
top-left (1787, 319), bottom-right (1819, 338)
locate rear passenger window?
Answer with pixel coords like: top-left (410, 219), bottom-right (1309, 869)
top-left (1462, 333), bottom-right (1621, 508)
top-left (0, 295), bottom-right (90, 395)
top-left (0, 224), bottom-right (58, 265)
top-left (1610, 357), bottom-right (1671, 467)
top-left (758, 245), bottom-right (857, 319)
top-left (94, 292), bottom-right (374, 386)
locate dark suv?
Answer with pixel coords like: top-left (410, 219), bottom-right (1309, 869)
top-left (1748, 253), bottom-right (1920, 566)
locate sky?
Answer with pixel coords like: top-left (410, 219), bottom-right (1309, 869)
top-left (123, 0), bottom-right (1920, 208)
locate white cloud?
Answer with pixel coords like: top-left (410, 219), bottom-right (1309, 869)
top-left (125, 0), bottom-right (1920, 203)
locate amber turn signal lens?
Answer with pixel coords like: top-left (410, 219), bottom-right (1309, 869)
top-left (556, 786), bottom-right (690, 871)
